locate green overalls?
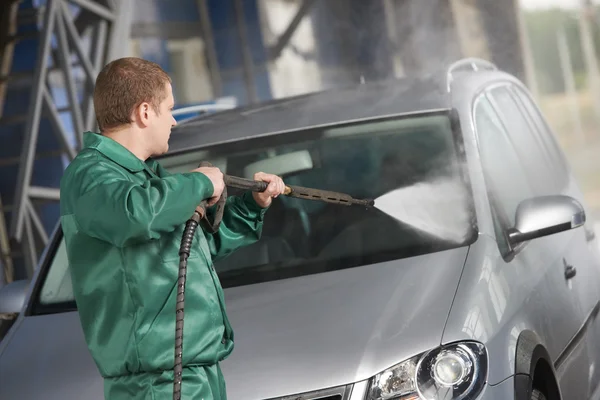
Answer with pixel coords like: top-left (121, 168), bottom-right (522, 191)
top-left (59, 132), bottom-right (267, 399)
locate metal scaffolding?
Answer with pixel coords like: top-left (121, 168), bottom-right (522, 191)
top-left (5, 0), bottom-right (306, 276)
top-left (8, 0), bottom-right (132, 277)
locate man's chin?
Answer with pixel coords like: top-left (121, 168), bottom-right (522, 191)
top-left (150, 145), bottom-right (169, 158)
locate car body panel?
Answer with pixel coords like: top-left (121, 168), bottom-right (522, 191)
top-left (0, 312), bottom-right (104, 399)
top-left (441, 232), bottom-right (589, 387)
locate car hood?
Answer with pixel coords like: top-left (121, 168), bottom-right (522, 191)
top-left (220, 246), bottom-right (469, 400)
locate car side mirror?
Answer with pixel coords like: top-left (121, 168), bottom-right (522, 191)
top-left (0, 280), bottom-right (30, 315)
top-left (508, 195), bottom-right (586, 245)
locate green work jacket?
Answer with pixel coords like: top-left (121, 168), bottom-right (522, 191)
top-left (59, 132), bottom-right (267, 385)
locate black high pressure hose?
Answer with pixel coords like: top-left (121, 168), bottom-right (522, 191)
top-left (172, 210), bottom-right (201, 400)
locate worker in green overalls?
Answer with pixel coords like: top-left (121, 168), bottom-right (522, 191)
top-left (59, 57), bottom-right (285, 399)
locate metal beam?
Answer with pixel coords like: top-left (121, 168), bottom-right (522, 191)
top-left (61, 1), bottom-right (98, 85)
top-left (26, 200), bottom-right (49, 246)
top-left (10, 0), bottom-right (58, 241)
top-left (267, 0), bottom-right (316, 61)
top-left (56, 7), bottom-right (85, 148)
top-left (22, 215), bottom-right (37, 277)
top-left (9, 0), bottom-right (132, 277)
top-left (42, 87), bottom-right (78, 160)
top-left (28, 186), bottom-right (61, 200)
top-left (85, 20), bottom-right (106, 131)
top-left (67, 0), bottom-right (115, 21)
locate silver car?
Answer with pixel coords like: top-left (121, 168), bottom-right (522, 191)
top-left (2, 58), bottom-right (600, 400)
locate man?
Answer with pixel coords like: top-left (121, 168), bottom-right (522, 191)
top-left (59, 57), bottom-right (285, 399)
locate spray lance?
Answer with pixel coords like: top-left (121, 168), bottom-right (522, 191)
top-left (172, 162), bottom-right (374, 399)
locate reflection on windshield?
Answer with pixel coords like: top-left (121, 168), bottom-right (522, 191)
top-left (34, 111), bottom-right (478, 309)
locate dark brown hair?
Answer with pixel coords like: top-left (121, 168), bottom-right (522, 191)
top-left (93, 57), bottom-right (172, 132)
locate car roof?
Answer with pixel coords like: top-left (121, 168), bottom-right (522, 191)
top-left (165, 74), bottom-right (453, 154)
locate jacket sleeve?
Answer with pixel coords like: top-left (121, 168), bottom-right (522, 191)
top-left (204, 191), bottom-right (268, 262)
top-left (68, 160), bottom-right (215, 247)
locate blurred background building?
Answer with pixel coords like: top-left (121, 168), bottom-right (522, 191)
top-left (1, 0), bottom-right (599, 282)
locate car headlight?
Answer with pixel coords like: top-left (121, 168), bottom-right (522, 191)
top-left (367, 342), bottom-right (487, 400)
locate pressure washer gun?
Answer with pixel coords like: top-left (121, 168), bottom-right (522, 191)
top-left (172, 162), bottom-right (374, 400)
top-left (197, 173), bottom-right (375, 233)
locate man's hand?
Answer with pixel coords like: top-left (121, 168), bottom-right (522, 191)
top-left (252, 172), bottom-right (286, 208)
top-left (192, 166), bottom-right (224, 206)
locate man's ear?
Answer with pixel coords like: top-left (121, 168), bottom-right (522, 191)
top-left (134, 102), bottom-right (151, 127)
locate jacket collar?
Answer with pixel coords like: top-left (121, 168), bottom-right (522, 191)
top-left (83, 132), bottom-right (147, 173)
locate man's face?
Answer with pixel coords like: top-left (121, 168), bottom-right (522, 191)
top-left (148, 82), bottom-right (177, 155)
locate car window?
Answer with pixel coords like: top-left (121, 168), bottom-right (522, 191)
top-left (31, 111), bottom-right (478, 313)
top-left (487, 85), bottom-right (557, 196)
top-left (38, 238), bottom-right (72, 305)
top-left (510, 84), bottom-right (569, 188)
top-left (474, 94), bottom-right (536, 255)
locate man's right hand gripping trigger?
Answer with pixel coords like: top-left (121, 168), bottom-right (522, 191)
top-left (192, 165), bottom-right (225, 206)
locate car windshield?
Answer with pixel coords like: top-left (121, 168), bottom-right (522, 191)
top-left (33, 110), bottom-right (477, 314)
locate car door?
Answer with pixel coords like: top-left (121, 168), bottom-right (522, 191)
top-left (475, 83), bottom-right (589, 398)
top-left (511, 82), bottom-right (600, 395)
